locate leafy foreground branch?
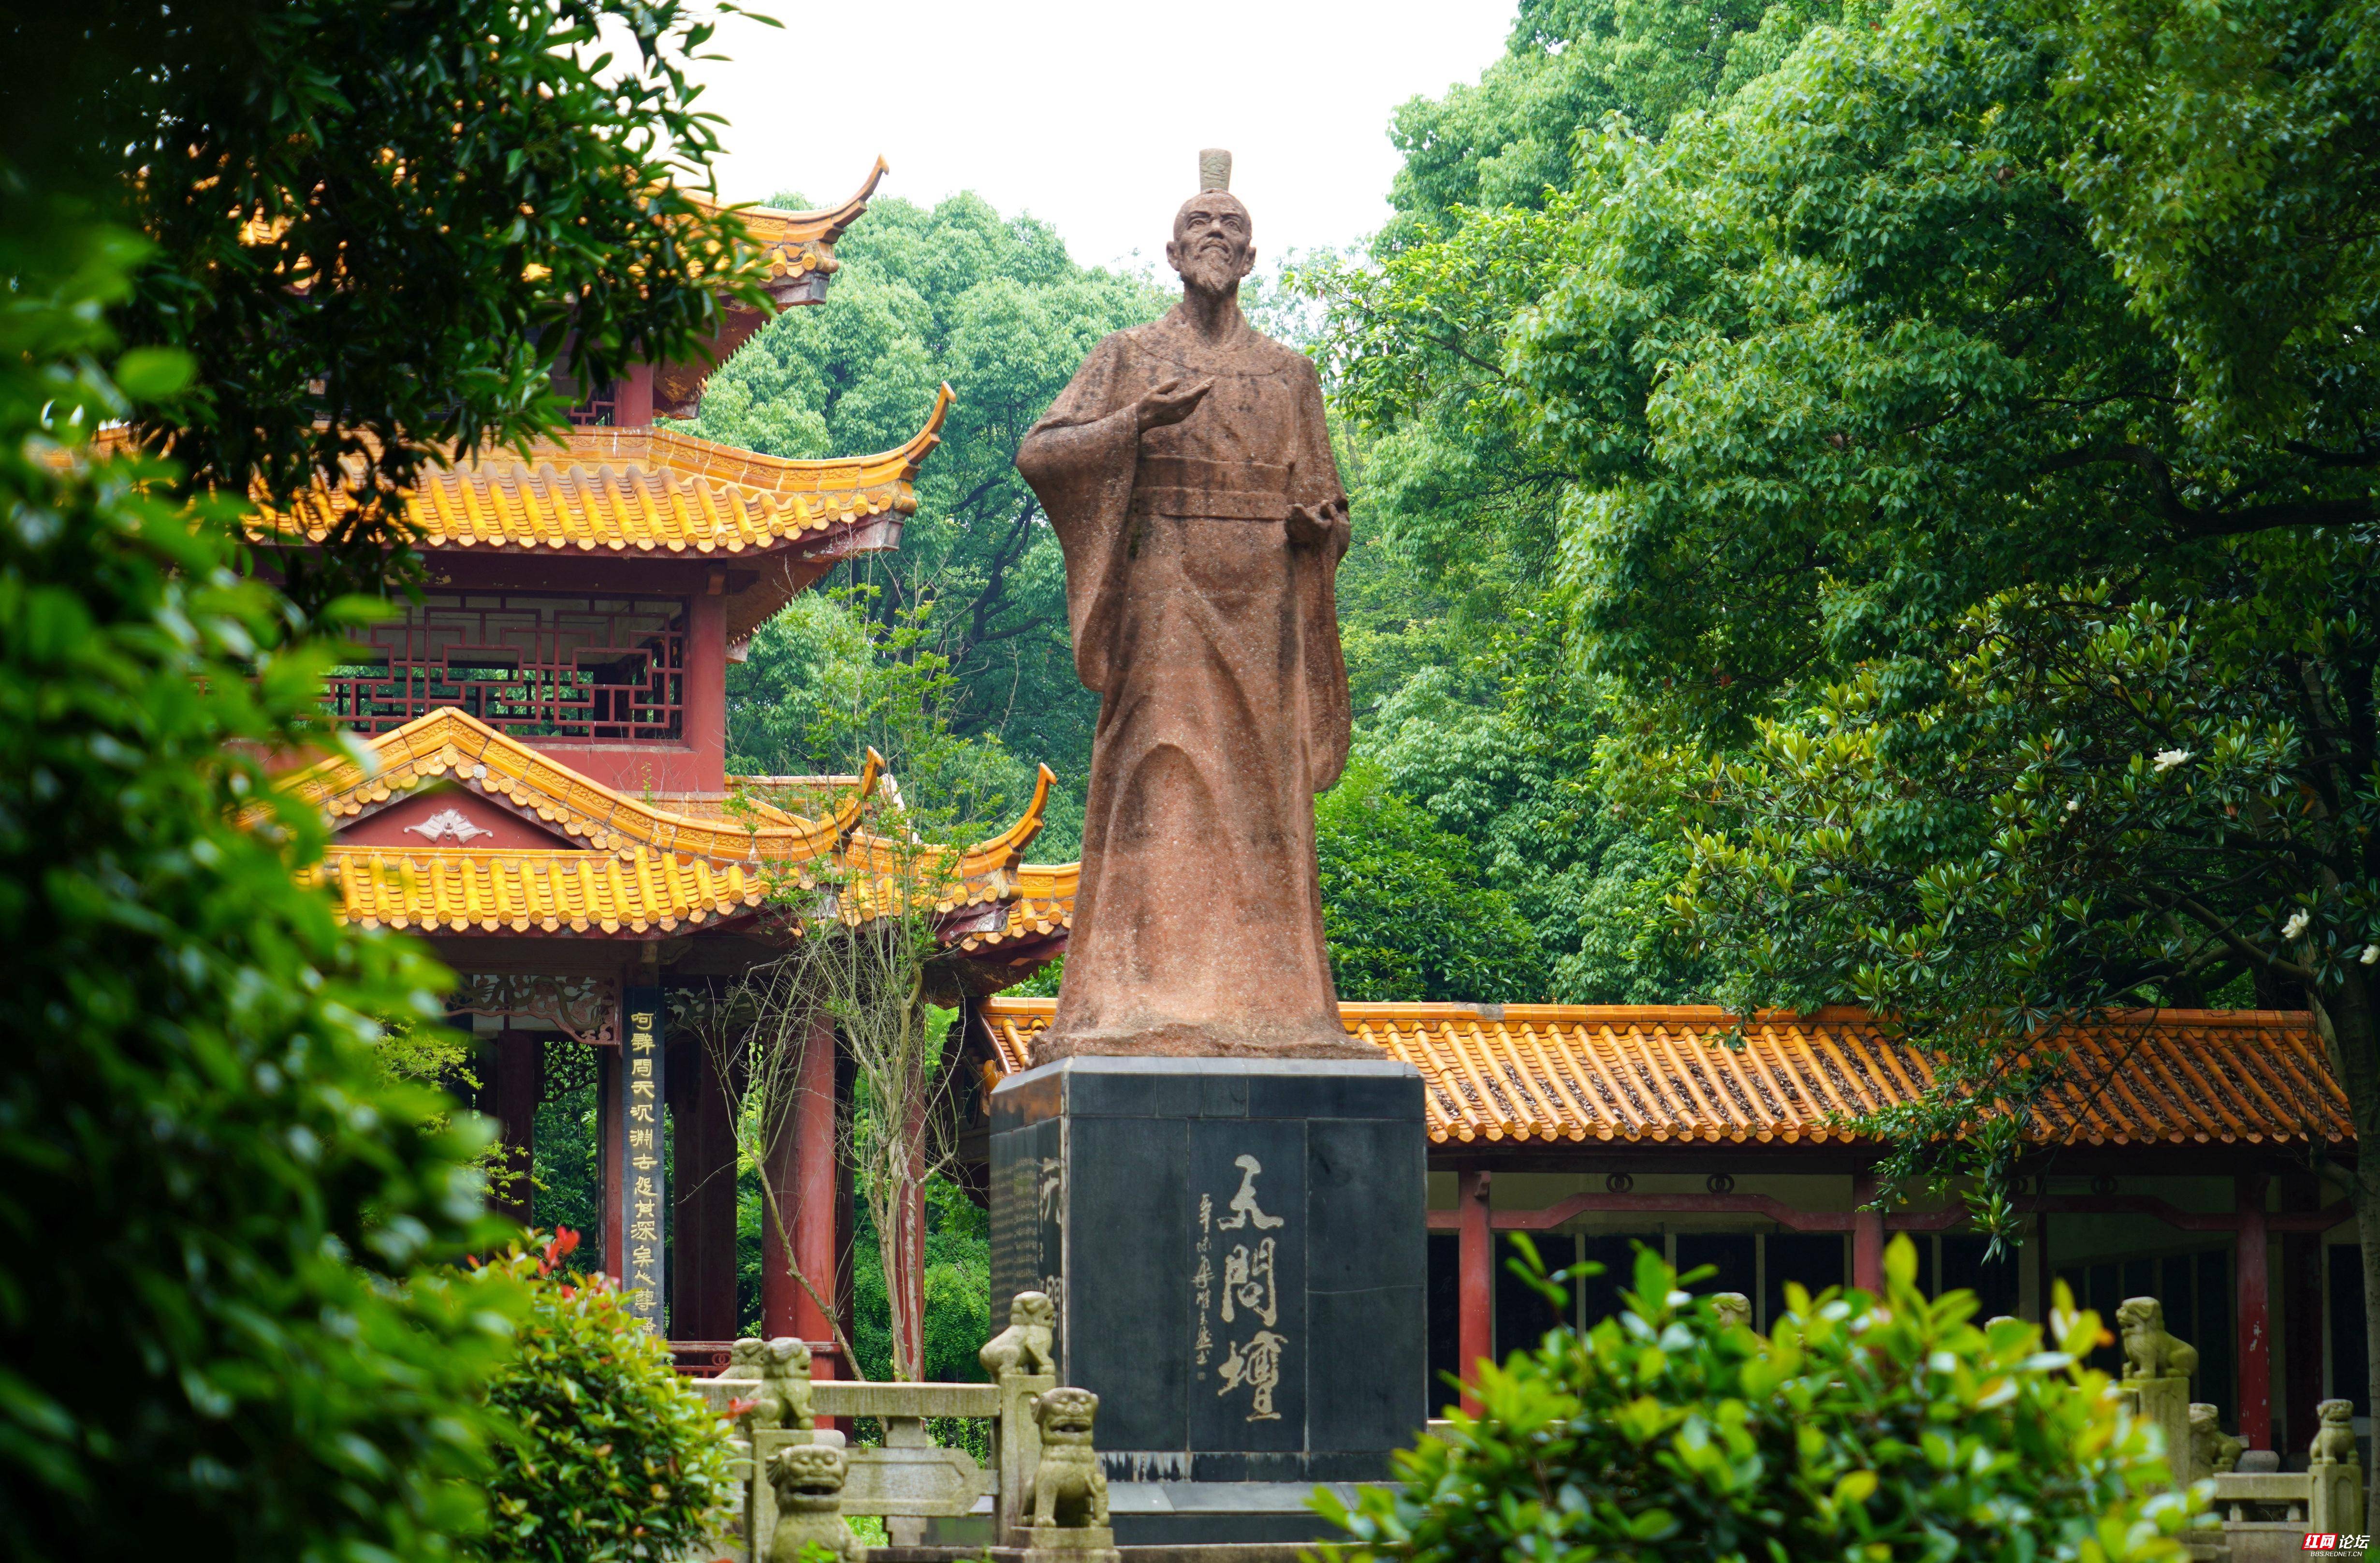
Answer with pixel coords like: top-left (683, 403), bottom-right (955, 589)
top-left (0, 200), bottom-right (516, 1555)
top-left (1326, 1238), bottom-right (2203, 1563)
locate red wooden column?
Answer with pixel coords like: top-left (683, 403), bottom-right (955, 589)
top-left (670, 1036), bottom-right (740, 1342)
top-left (763, 1012), bottom-right (841, 1365)
top-left (616, 361), bottom-right (656, 426)
top-left (681, 590), bottom-right (726, 790)
top-left (2280, 1171), bottom-right (2325, 1453)
top-left (1852, 1170), bottom-right (1886, 1294)
top-left (491, 1029), bottom-right (542, 1229)
top-left (1457, 1170), bottom-right (1493, 1414)
top-left (2238, 1171), bottom-right (2273, 1450)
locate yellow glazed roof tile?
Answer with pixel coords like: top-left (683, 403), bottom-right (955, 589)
top-left (286, 708), bottom-right (1055, 938)
top-left (688, 159), bottom-right (887, 286)
top-left (974, 999), bottom-right (2349, 1149)
top-left (254, 386), bottom-right (951, 568)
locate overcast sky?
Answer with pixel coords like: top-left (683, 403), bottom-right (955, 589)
top-left (682, 0), bottom-right (1519, 272)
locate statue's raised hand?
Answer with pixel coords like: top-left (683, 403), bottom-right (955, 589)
top-left (1135, 377), bottom-right (1212, 435)
top-left (1285, 501), bottom-right (1345, 552)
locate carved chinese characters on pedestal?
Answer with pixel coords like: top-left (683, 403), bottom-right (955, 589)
top-left (1197, 1154), bottom-right (1288, 1421)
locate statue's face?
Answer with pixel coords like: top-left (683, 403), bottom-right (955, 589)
top-left (1168, 194), bottom-right (1255, 294)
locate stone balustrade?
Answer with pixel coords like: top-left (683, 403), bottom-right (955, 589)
top-left (690, 1296), bottom-right (1107, 1562)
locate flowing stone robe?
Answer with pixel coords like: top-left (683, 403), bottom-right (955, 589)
top-left (1016, 310), bottom-right (1365, 1058)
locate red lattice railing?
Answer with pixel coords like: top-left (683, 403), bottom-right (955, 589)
top-left (325, 592), bottom-right (686, 741)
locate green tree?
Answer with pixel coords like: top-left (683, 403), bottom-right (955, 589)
top-left (0, 203), bottom-right (515, 1557)
top-left (1338, 0), bottom-right (2380, 1477)
top-left (1283, 0), bottom-right (1853, 1002)
top-left (686, 193), bottom-right (1168, 833)
top-left (1317, 759), bottom-right (1548, 1002)
top-left (6, 0), bottom-right (766, 606)
top-left (2, 0), bottom-right (757, 1550)
top-left (472, 1232), bottom-right (735, 1562)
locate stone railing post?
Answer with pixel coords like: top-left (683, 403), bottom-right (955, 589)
top-left (2115, 1296), bottom-right (2197, 1490)
top-left (982, 1288), bottom-right (1061, 1544)
top-left (2310, 1398), bottom-right (2366, 1537)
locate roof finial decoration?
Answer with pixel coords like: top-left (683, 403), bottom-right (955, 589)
top-left (1198, 148), bottom-right (1232, 192)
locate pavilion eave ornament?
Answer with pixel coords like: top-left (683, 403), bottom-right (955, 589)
top-left (452, 972), bottom-right (621, 1047)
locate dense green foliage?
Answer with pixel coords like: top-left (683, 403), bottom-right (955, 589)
top-left (1279, 0), bottom-right (1854, 1005)
top-left (1316, 758), bottom-right (1545, 1001)
top-left (5, 0), bottom-right (767, 605)
top-left (2, 3), bottom-right (756, 1552)
top-left (0, 204), bottom-right (517, 1556)
top-left (1325, 0), bottom-right (2378, 1236)
top-left (1326, 1240), bottom-right (2199, 1563)
top-left (846, 1182), bottom-right (992, 1388)
top-left (472, 1232), bottom-right (735, 1562)
top-left (690, 193), bottom-right (1170, 850)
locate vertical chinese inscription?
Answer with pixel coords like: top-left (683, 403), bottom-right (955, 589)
top-left (620, 985), bottom-right (665, 1332)
top-left (1198, 1153), bottom-right (1289, 1422)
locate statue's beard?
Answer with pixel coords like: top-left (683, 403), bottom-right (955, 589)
top-left (1177, 248), bottom-right (1242, 297)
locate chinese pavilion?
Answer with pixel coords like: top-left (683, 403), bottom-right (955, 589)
top-left (264, 165), bottom-right (1071, 1375)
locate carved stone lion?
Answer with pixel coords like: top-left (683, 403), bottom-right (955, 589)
top-left (717, 1336), bottom-right (766, 1386)
top-left (2190, 1402), bottom-right (2244, 1475)
top-left (2312, 1398), bottom-right (2361, 1467)
top-left (2117, 1297), bottom-right (2199, 1382)
top-left (981, 1290), bottom-right (1059, 1380)
top-left (730, 1336), bottom-right (813, 1432)
top-left (1024, 1387), bottom-right (1110, 1530)
top-left (765, 1443), bottom-right (863, 1563)
top-left (1710, 1293), bottom-right (1752, 1332)
top-left (765, 1337), bottom-right (815, 1431)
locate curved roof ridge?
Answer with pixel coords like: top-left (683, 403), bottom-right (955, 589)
top-left (248, 385), bottom-right (953, 560)
top-left (285, 707), bottom-right (861, 862)
top-left (694, 156), bottom-right (890, 272)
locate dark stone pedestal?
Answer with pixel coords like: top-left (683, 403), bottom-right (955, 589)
top-left (989, 1056), bottom-right (1426, 1539)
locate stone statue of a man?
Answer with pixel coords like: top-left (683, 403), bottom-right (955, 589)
top-left (1017, 151), bottom-right (1365, 1060)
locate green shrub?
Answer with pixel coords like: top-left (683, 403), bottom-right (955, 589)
top-left (1324, 1237), bottom-right (2202, 1563)
top-left (0, 201), bottom-right (519, 1558)
top-left (474, 1231), bottom-right (736, 1562)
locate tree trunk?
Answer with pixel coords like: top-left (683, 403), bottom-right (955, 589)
top-left (2310, 974), bottom-right (2379, 1520)
top-left (876, 1011), bottom-right (932, 1382)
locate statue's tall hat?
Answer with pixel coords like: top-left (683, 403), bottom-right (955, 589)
top-left (1198, 149), bottom-right (1232, 192)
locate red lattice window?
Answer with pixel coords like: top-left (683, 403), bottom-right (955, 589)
top-left (326, 593), bottom-right (686, 741)
top-left (565, 380), bottom-right (616, 427)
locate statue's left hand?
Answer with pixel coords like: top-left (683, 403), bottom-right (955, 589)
top-left (1285, 502), bottom-right (1345, 551)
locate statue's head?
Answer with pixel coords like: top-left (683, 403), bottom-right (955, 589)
top-left (765, 1336), bottom-right (812, 1373)
top-left (1012, 1290), bottom-right (1056, 1329)
top-left (728, 1337), bottom-right (765, 1373)
top-left (1168, 148), bottom-right (1255, 298)
top-left (1034, 1387), bottom-right (1100, 1446)
top-left (2321, 1397), bottom-right (2355, 1427)
top-left (2117, 1297), bottom-right (2162, 1332)
top-left (2190, 1402), bottom-right (2219, 1431)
